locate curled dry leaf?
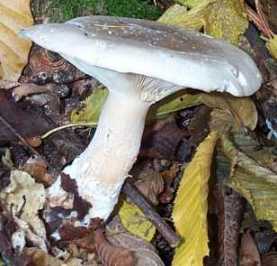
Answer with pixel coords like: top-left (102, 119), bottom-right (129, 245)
top-left (240, 230), bottom-right (261, 266)
top-left (134, 168), bottom-right (164, 206)
top-left (0, 0), bottom-right (33, 80)
top-left (95, 228), bottom-right (135, 266)
top-left (107, 217), bottom-right (165, 266)
top-left (22, 156), bottom-right (53, 185)
top-left (0, 170), bottom-right (47, 248)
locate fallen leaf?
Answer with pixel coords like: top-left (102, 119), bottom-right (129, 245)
top-left (24, 248), bottom-right (64, 266)
top-left (134, 167), bottom-right (164, 206)
top-left (172, 131), bottom-right (218, 266)
top-left (240, 230), bottom-right (261, 266)
top-left (119, 201), bottom-right (156, 242)
top-left (107, 216), bottom-right (165, 266)
top-left (221, 136), bottom-right (277, 231)
top-left (0, 170), bottom-right (47, 245)
top-left (266, 35), bottom-right (277, 59)
top-left (200, 93), bottom-right (258, 132)
top-left (159, 0), bottom-right (248, 44)
top-left (0, 0), bottom-right (33, 80)
top-left (71, 85), bottom-right (108, 124)
top-left (95, 228), bottom-right (135, 266)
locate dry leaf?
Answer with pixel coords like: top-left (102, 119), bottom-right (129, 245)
top-left (172, 131), bottom-right (218, 266)
top-left (200, 93), bottom-right (258, 132)
top-left (107, 216), bottom-right (165, 266)
top-left (0, 0), bottom-right (33, 80)
top-left (0, 170), bottom-right (46, 244)
top-left (221, 136), bottom-right (277, 231)
top-left (95, 228), bottom-right (135, 266)
top-left (24, 247), bottom-right (83, 266)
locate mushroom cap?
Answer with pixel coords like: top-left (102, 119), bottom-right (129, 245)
top-left (20, 16), bottom-right (262, 96)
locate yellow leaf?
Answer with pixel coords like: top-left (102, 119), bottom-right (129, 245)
top-left (159, 0), bottom-right (248, 44)
top-left (172, 131), bottom-right (218, 266)
top-left (119, 201), bottom-right (156, 242)
top-left (0, 0), bottom-right (33, 81)
top-left (71, 85), bottom-right (108, 124)
top-left (266, 35), bottom-right (277, 59)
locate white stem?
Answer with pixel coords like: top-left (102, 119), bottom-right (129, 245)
top-left (48, 89), bottom-right (150, 222)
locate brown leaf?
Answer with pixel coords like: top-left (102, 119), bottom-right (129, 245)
top-left (22, 156), bottom-right (53, 185)
top-left (134, 167), bottom-right (164, 206)
top-left (240, 230), bottom-right (261, 266)
top-left (107, 217), bottom-right (164, 266)
top-left (140, 116), bottom-right (186, 160)
top-left (24, 247), bottom-right (63, 266)
top-left (95, 228), bottom-right (135, 266)
top-left (0, 91), bottom-right (53, 141)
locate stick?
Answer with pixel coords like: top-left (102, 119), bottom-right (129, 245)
top-left (122, 179), bottom-right (181, 248)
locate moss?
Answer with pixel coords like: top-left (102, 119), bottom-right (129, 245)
top-left (45, 0), bottom-right (162, 22)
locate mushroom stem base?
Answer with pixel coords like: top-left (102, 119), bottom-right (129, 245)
top-left (47, 90), bottom-right (149, 223)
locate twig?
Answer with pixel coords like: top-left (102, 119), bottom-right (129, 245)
top-left (0, 114), bottom-right (41, 157)
top-left (122, 179), bottom-right (181, 248)
top-left (41, 122), bottom-right (97, 139)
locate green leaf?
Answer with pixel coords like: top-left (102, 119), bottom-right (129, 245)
top-left (172, 131), bottom-right (218, 266)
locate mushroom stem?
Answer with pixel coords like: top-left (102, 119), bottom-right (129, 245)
top-left (48, 86), bottom-right (150, 221)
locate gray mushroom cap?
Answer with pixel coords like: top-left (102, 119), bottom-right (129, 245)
top-left (20, 16), bottom-right (262, 96)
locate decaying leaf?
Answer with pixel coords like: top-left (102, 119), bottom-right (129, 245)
top-left (0, 170), bottom-right (46, 246)
top-left (24, 247), bottom-right (84, 266)
top-left (221, 136), bottom-right (277, 231)
top-left (119, 201), bottom-right (156, 242)
top-left (95, 228), bottom-right (135, 266)
top-left (0, 0), bottom-right (33, 80)
top-left (200, 93), bottom-right (258, 132)
top-left (107, 216), bottom-right (165, 266)
top-left (172, 131), bottom-right (218, 266)
top-left (159, 0), bottom-right (248, 44)
top-left (71, 85), bottom-right (108, 124)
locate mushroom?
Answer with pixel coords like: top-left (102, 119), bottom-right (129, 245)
top-left (20, 16), bottom-right (262, 223)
